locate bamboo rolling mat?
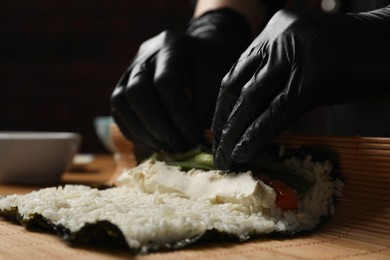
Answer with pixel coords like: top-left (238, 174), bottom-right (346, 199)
top-left (1, 129), bottom-right (389, 259)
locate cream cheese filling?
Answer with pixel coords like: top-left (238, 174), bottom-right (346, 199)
top-left (117, 159), bottom-right (276, 209)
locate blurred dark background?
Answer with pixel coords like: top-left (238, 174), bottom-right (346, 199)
top-left (2, 0), bottom-right (384, 153)
top-left (0, 0), bottom-right (193, 153)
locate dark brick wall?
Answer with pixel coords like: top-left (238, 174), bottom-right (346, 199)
top-left (0, 0), bottom-right (192, 153)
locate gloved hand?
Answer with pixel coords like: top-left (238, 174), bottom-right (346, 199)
top-left (212, 7), bottom-right (390, 170)
top-left (111, 8), bottom-right (251, 153)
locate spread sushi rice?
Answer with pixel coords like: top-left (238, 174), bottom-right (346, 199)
top-left (0, 151), bottom-right (343, 253)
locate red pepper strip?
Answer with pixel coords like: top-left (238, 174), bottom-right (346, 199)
top-left (257, 175), bottom-right (298, 210)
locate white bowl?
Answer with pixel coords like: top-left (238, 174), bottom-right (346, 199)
top-left (0, 132), bottom-right (81, 185)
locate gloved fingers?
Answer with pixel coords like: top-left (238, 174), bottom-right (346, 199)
top-left (213, 53), bottom-right (290, 170)
top-left (111, 84), bottom-right (168, 151)
top-left (154, 47), bottom-right (202, 147)
top-left (212, 48), bottom-right (268, 147)
top-left (125, 62), bottom-right (191, 152)
top-left (229, 66), bottom-right (305, 165)
top-left (231, 93), bottom-right (300, 164)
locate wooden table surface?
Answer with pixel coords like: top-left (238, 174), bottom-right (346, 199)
top-left (1, 154), bottom-right (390, 259)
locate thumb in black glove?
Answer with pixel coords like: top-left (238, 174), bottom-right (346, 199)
top-left (212, 6), bottom-right (390, 170)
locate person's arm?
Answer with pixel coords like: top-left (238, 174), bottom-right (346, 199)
top-left (194, 0), bottom-right (268, 36)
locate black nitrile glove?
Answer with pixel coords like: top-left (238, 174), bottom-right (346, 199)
top-left (212, 6), bottom-right (390, 170)
top-left (111, 8), bottom-right (251, 153)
